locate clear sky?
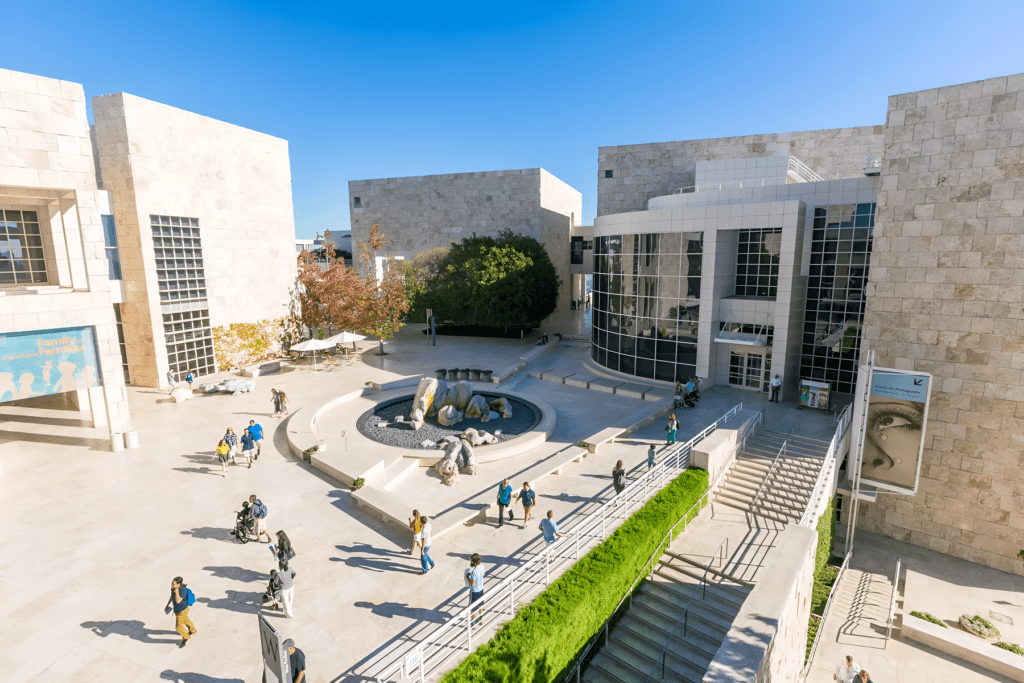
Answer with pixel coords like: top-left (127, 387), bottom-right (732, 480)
top-left (3, 1), bottom-right (1021, 239)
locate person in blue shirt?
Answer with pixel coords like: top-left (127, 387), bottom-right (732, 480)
top-left (240, 428), bottom-right (255, 469)
top-left (248, 419), bottom-right (264, 458)
top-left (185, 370), bottom-right (194, 388)
top-left (496, 478), bottom-right (513, 528)
top-left (464, 553), bottom-right (485, 626)
top-left (539, 510), bottom-right (569, 564)
top-left (513, 482), bottom-right (536, 529)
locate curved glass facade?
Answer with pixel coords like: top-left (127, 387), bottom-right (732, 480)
top-left (591, 232), bottom-right (703, 382)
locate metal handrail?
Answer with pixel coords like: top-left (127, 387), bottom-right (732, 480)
top-left (642, 536), bottom-right (730, 682)
top-left (749, 440), bottom-right (787, 517)
top-left (565, 489), bottom-right (711, 682)
top-left (886, 557), bottom-right (901, 640)
top-left (801, 550), bottom-right (853, 680)
top-left (798, 403), bottom-right (852, 527)
top-left (376, 403), bottom-right (744, 683)
top-left (738, 408), bottom-right (764, 453)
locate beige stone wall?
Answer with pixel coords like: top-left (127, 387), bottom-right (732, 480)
top-left (0, 68), bottom-right (131, 434)
top-left (597, 126), bottom-right (883, 217)
top-left (858, 72), bottom-right (1024, 574)
top-left (93, 93), bottom-right (297, 387)
top-left (704, 525), bottom-right (816, 683)
top-left (349, 168), bottom-right (580, 313)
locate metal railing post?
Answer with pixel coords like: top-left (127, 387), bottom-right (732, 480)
top-left (509, 576), bottom-right (514, 617)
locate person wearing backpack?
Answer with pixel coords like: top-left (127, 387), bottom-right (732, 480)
top-left (164, 576), bottom-right (197, 647)
top-left (248, 494), bottom-right (272, 543)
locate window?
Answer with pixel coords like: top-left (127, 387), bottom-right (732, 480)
top-left (0, 209), bottom-right (47, 285)
top-left (604, 170), bottom-right (614, 178)
top-left (353, 197), bottom-right (362, 208)
top-left (151, 215), bottom-right (216, 378)
top-left (735, 228), bottom-right (782, 297)
top-left (571, 236), bottom-right (583, 265)
top-left (113, 304), bottom-right (130, 383)
top-left (102, 215), bottom-right (122, 280)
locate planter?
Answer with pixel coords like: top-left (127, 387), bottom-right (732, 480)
top-left (448, 368), bottom-right (460, 381)
top-left (470, 369), bottom-right (481, 381)
top-left (460, 368), bottom-right (472, 381)
top-left (481, 370), bottom-right (493, 382)
top-left (435, 369), bottom-right (448, 380)
top-left (960, 615), bottom-right (1001, 641)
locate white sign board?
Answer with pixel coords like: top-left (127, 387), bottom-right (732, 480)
top-left (856, 368), bottom-right (931, 495)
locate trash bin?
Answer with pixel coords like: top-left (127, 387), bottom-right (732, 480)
top-left (124, 431), bottom-right (139, 449)
top-left (110, 433), bottom-right (125, 452)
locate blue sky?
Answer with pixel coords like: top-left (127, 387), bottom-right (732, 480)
top-left (3, 1), bottom-right (1021, 239)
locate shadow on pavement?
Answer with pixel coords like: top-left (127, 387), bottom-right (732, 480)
top-left (81, 620), bottom-right (179, 644)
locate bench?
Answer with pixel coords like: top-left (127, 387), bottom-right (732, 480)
top-left (582, 427), bottom-right (628, 453)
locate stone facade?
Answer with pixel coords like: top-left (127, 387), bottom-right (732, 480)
top-left (93, 93), bottom-right (297, 387)
top-left (598, 126), bottom-right (883, 217)
top-left (858, 72), bottom-right (1024, 574)
top-left (0, 68), bottom-right (132, 437)
top-left (349, 168), bottom-right (581, 313)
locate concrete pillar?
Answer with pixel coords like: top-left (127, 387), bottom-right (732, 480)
top-left (87, 385), bottom-right (108, 429)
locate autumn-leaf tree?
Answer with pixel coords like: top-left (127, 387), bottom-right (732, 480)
top-left (356, 225), bottom-right (410, 355)
top-left (296, 243), bottom-right (363, 337)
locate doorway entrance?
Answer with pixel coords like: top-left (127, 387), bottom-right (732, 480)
top-left (728, 350), bottom-right (770, 392)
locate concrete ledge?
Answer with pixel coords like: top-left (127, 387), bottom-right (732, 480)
top-left (614, 382), bottom-right (649, 400)
top-left (583, 427), bottom-right (627, 453)
top-left (370, 376), bottom-right (422, 392)
top-left (643, 388), bottom-right (670, 403)
top-left (564, 373), bottom-right (598, 389)
top-left (589, 377), bottom-right (624, 394)
top-left (540, 370), bottom-right (576, 384)
top-left (904, 567), bottom-right (1024, 682)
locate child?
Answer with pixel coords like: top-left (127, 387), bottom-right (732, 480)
top-left (647, 444), bottom-right (657, 471)
top-left (409, 509), bottom-right (423, 555)
top-left (262, 569), bottom-right (283, 611)
top-left (216, 439), bottom-right (230, 476)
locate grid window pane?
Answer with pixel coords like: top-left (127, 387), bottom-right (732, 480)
top-left (0, 209), bottom-right (48, 284)
top-left (735, 228), bottom-right (781, 297)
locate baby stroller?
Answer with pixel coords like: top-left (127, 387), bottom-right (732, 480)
top-left (233, 501), bottom-right (257, 544)
top-left (261, 570), bottom-right (283, 610)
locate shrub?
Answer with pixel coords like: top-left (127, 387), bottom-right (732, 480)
top-left (212, 317), bottom-right (298, 370)
top-left (960, 614), bottom-right (1001, 639)
top-left (806, 497), bottom-right (838, 661)
top-left (995, 641), bottom-right (1024, 656)
top-left (910, 610), bottom-right (947, 627)
top-left (439, 468), bottom-right (709, 683)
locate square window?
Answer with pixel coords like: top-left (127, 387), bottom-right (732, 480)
top-left (604, 170), bottom-right (614, 178)
top-left (353, 197), bottom-right (362, 208)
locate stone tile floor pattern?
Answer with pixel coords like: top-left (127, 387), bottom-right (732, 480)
top-left (1, 324), bottom-right (841, 682)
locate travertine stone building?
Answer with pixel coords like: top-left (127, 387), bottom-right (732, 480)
top-left (858, 72), bottom-right (1024, 573)
top-left (93, 93), bottom-right (297, 387)
top-left (598, 127), bottom-right (883, 217)
top-left (0, 68), bottom-right (133, 444)
top-left (348, 168), bottom-right (582, 313)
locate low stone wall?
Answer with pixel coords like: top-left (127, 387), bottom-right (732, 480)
top-left (704, 525), bottom-right (816, 683)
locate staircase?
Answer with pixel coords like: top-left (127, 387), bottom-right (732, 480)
top-left (584, 553), bottom-right (752, 683)
top-left (713, 430), bottom-right (830, 526)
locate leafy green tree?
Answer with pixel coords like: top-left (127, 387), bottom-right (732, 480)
top-left (416, 230), bottom-right (559, 327)
top-left (400, 247), bottom-right (447, 322)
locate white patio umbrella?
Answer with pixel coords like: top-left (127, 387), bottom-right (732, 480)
top-left (324, 331), bottom-right (366, 350)
top-left (290, 338), bottom-right (337, 371)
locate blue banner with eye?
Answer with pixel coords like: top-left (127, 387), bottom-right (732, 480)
top-left (0, 327), bottom-right (103, 404)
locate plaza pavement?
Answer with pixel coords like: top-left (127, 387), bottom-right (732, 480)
top-left (1, 324), bottom-right (832, 683)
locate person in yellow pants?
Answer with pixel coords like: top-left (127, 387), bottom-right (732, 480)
top-left (164, 577), bottom-right (197, 648)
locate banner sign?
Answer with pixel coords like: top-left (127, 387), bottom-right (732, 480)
top-left (0, 327), bottom-right (102, 404)
top-left (858, 368), bottom-right (931, 495)
top-left (258, 614), bottom-right (290, 683)
top-left (799, 379), bottom-right (830, 411)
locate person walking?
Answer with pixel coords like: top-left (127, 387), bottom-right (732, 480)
top-left (271, 530), bottom-right (295, 565)
top-left (539, 510), bottom-right (569, 564)
top-left (240, 428), bottom-right (255, 468)
top-left (419, 515), bottom-right (435, 574)
top-left (770, 374), bottom-right (782, 403)
top-left (647, 444), bottom-right (657, 471)
top-left (496, 478), bottom-right (514, 527)
top-left (612, 460), bottom-right (627, 496)
top-left (163, 576), bottom-right (197, 648)
top-left (464, 553), bottom-right (485, 626)
top-left (277, 390), bottom-right (290, 416)
top-left (278, 561), bottom-right (296, 618)
top-left (215, 439), bottom-right (230, 476)
top-left (271, 389), bottom-right (282, 418)
top-left (513, 481), bottom-right (536, 529)
top-left (834, 655), bottom-right (861, 683)
top-left (248, 494), bottom-right (272, 544)
top-left (185, 370), bottom-right (194, 389)
top-left (856, 672), bottom-right (873, 683)
top-left (665, 413), bottom-right (679, 445)
top-left (224, 427), bottom-right (238, 465)
top-left (167, 369), bottom-right (177, 387)
top-left (282, 638), bottom-right (306, 683)
top-left (248, 419), bottom-right (264, 458)
top-left (408, 509), bottom-right (423, 555)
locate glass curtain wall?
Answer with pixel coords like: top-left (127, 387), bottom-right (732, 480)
top-left (592, 232), bottom-right (703, 382)
top-left (800, 203), bottom-right (875, 394)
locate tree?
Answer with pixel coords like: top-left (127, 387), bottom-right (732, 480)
top-left (296, 246), bottom-right (363, 338)
top-left (422, 230), bottom-right (560, 327)
top-left (400, 246), bottom-right (447, 322)
top-left (356, 225), bottom-right (410, 355)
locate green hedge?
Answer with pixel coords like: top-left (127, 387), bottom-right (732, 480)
top-left (806, 497), bottom-right (839, 661)
top-left (440, 467), bottom-right (710, 683)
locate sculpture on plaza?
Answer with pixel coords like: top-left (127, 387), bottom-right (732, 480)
top-left (490, 397), bottom-right (512, 419)
top-left (435, 440), bottom-right (462, 486)
top-left (459, 439), bottom-right (478, 475)
top-left (461, 427), bottom-right (497, 446)
top-left (410, 377), bottom-right (439, 430)
top-left (454, 381), bottom-right (473, 410)
top-left (202, 378), bottom-right (256, 395)
top-left (437, 404), bottom-right (464, 427)
top-left (464, 394), bottom-right (488, 418)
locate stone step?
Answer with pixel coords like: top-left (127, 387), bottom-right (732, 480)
top-left (640, 582), bottom-right (736, 633)
top-left (611, 627), bottom-right (708, 681)
top-left (713, 495), bottom-right (798, 524)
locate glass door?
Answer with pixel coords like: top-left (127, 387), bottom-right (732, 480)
top-left (745, 354), bottom-right (763, 388)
